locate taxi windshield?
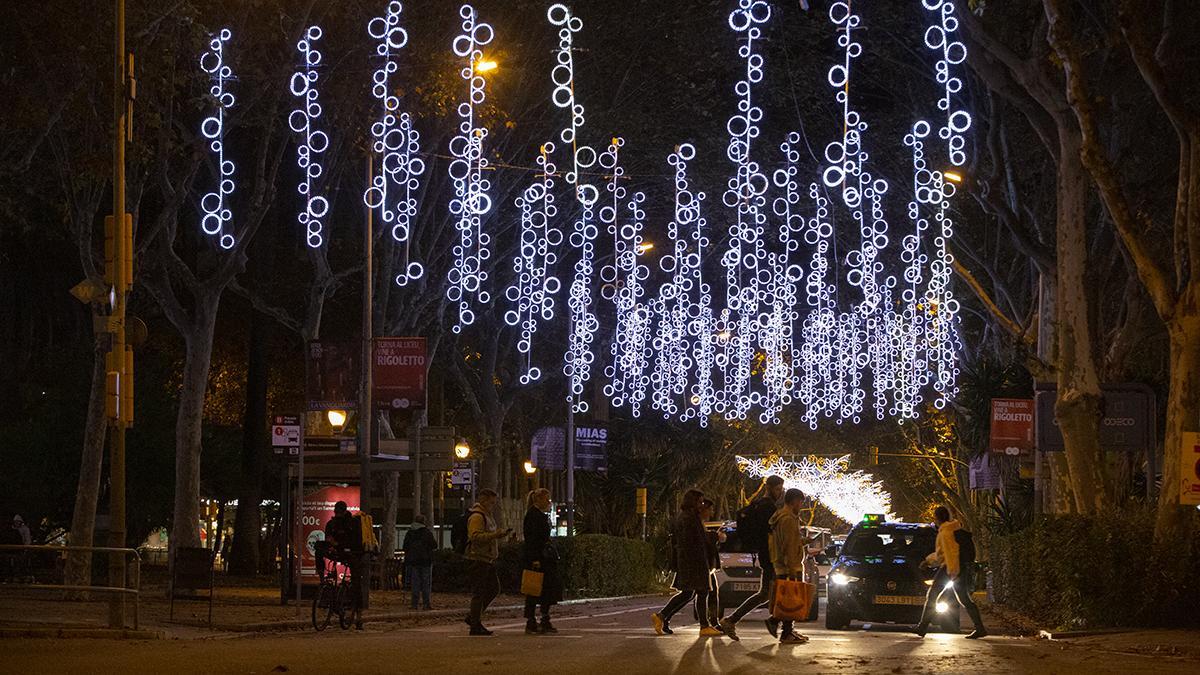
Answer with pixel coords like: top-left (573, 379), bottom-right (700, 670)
top-left (842, 527), bottom-right (935, 559)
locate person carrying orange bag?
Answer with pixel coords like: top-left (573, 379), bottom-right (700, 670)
top-left (767, 488), bottom-right (813, 644)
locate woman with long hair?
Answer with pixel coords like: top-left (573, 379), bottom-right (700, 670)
top-left (651, 489), bottom-right (725, 637)
top-left (522, 488), bottom-right (561, 634)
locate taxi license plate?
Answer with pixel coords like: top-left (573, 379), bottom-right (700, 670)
top-left (732, 582), bottom-right (760, 592)
top-left (873, 595), bottom-right (924, 606)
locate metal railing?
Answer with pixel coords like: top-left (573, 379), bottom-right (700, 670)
top-left (0, 544), bottom-right (141, 630)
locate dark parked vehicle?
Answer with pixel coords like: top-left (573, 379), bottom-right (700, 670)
top-left (825, 516), bottom-right (960, 632)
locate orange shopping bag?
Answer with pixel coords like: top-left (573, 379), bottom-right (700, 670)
top-left (772, 577), bottom-right (815, 621)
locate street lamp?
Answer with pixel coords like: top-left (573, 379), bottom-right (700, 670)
top-left (475, 57), bottom-right (498, 73)
top-left (326, 409), bottom-right (348, 433)
top-left (943, 170), bottom-right (963, 183)
top-left (523, 460), bottom-right (537, 475)
top-left (635, 241), bottom-right (654, 255)
top-left (455, 441), bottom-right (471, 460)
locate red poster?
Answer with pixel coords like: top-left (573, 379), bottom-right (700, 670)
top-left (990, 398), bottom-right (1035, 455)
top-left (296, 485), bottom-right (360, 585)
top-left (373, 337), bottom-right (427, 409)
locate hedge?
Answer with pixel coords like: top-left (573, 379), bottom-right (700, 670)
top-left (989, 509), bottom-right (1200, 629)
top-left (431, 534), bottom-right (662, 597)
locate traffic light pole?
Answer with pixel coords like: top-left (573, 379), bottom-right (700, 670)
top-left (107, 0), bottom-right (129, 629)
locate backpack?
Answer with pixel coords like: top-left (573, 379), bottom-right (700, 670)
top-left (451, 510), bottom-right (475, 556)
top-left (736, 499), bottom-right (769, 553)
top-left (954, 528), bottom-right (976, 567)
top-left (359, 514), bottom-right (378, 553)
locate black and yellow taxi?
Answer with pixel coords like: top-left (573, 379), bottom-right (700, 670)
top-left (824, 514), bottom-right (960, 632)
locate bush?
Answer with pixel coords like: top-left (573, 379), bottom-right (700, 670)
top-left (988, 509), bottom-right (1200, 629)
top-left (430, 534), bottom-right (662, 598)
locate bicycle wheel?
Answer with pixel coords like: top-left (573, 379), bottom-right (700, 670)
top-left (336, 581), bottom-right (354, 630)
top-left (312, 581), bottom-right (334, 631)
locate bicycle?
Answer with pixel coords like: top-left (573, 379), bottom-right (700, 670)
top-left (312, 544), bottom-right (356, 631)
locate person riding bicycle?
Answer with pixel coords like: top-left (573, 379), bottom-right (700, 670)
top-left (323, 501), bottom-right (365, 629)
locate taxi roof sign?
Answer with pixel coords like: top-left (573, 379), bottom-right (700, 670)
top-left (861, 513), bottom-right (885, 526)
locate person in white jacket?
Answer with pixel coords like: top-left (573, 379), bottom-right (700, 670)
top-left (914, 506), bottom-right (987, 639)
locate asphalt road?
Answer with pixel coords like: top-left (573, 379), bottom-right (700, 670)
top-left (3, 597), bottom-right (1193, 674)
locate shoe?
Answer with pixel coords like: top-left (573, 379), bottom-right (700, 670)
top-left (525, 619), bottom-right (540, 634)
top-left (652, 612), bottom-right (668, 636)
top-left (719, 618), bottom-right (739, 641)
top-left (914, 623), bottom-right (928, 638)
top-left (966, 628), bottom-right (988, 639)
top-left (779, 632), bottom-right (809, 644)
top-left (464, 616), bottom-right (473, 626)
top-left (699, 626), bottom-right (724, 638)
top-left (765, 617), bottom-right (780, 638)
top-left (469, 625), bottom-right (494, 636)
top-left (540, 619), bottom-right (558, 634)
top-left (423, 605), bottom-right (433, 611)
top-left (355, 620), bottom-right (364, 630)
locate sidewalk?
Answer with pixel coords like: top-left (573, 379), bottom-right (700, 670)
top-left (1044, 629), bottom-right (1200, 663)
top-left (0, 573), bottom-right (657, 638)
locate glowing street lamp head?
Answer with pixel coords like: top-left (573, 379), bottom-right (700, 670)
top-left (475, 58), bottom-right (498, 73)
top-left (523, 460), bottom-right (537, 475)
top-left (455, 441), bottom-right (472, 459)
top-left (635, 242), bottom-right (655, 255)
top-left (326, 409), bottom-right (348, 432)
top-left (943, 170), bottom-right (963, 183)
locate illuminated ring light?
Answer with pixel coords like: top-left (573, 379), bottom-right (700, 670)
top-left (199, 29), bottom-right (236, 250)
top-left (447, 4), bottom-right (495, 333)
top-left (364, 1), bottom-right (426, 286)
top-left (921, 0), bottom-right (971, 167)
top-left (505, 143), bottom-right (561, 384)
top-left (291, 26), bottom-right (327, 249)
top-left (547, 3), bottom-right (596, 206)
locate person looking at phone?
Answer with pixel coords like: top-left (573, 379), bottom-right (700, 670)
top-left (465, 488), bottom-right (513, 635)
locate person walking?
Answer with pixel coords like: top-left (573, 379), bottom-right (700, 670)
top-left (651, 489), bottom-right (723, 638)
top-left (914, 506), bottom-right (987, 639)
top-left (698, 498), bottom-right (724, 630)
top-left (465, 489), bottom-right (513, 636)
top-left (402, 514), bottom-right (437, 610)
top-left (768, 488), bottom-right (810, 644)
top-left (521, 488), bottom-right (561, 634)
top-left (720, 475), bottom-right (785, 640)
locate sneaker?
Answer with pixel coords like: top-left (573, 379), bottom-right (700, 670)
top-left (966, 628), bottom-right (988, 639)
top-left (699, 626), bottom-right (724, 638)
top-left (779, 632), bottom-right (809, 644)
top-left (765, 617), bottom-right (780, 638)
top-left (652, 612), bottom-right (668, 636)
top-left (469, 625), bottom-right (494, 636)
top-left (526, 619), bottom-right (540, 634)
top-left (719, 618), bottom-right (739, 642)
top-left (540, 619), bottom-right (558, 634)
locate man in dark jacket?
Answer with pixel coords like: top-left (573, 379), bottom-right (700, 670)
top-left (720, 475), bottom-right (785, 641)
top-left (324, 501), bottom-right (365, 629)
top-left (402, 514), bottom-right (437, 610)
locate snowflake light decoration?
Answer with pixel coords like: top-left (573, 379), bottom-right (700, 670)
top-left (737, 454), bottom-right (896, 524)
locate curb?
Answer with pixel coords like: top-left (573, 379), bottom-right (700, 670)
top-left (215, 593), bottom-right (659, 633)
top-left (1038, 628), bottom-right (1136, 640)
top-left (0, 627), bottom-right (166, 640)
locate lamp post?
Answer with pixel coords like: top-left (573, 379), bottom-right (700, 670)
top-left (455, 441), bottom-right (474, 505)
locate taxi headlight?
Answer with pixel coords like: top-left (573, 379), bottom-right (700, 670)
top-left (830, 572), bottom-right (859, 586)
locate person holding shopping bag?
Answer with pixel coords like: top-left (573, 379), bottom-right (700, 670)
top-left (768, 489), bottom-right (812, 644)
top-left (522, 488), bottom-right (561, 634)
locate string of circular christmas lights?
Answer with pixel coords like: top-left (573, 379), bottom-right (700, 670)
top-left (289, 26), bottom-right (329, 249)
top-left (199, 28), bottom-right (236, 251)
top-left (364, 1), bottom-right (427, 287)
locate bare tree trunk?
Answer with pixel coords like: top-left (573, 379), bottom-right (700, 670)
top-left (381, 471), bottom-right (399, 555)
top-left (170, 300), bottom-right (219, 551)
top-left (1158, 315), bottom-right (1200, 535)
top-left (228, 308), bottom-right (270, 575)
top-left (1053, 142), bottom-right (1109, 514)
top-left (64, 333), bottom-right (109, 588)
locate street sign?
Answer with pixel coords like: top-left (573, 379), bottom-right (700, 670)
top-left (1035, 387), bottom-right (1154, 452)
top-left (271, 414), bottom-right (301, 455)
top-left (451, 462), bottom-right (474, 487)
top-left (377, 426), bottom-right (457, 470)
top-left (1181, 432), bottom-right (1200, 506)
top-left (531, 425), bottom-right (608, 471)
top-left (989, 399), bottom-right (1034, 455)
top-left (373, 337), bottom-right (427, 410)
top-left (305, 341), bottom-right (360, 412)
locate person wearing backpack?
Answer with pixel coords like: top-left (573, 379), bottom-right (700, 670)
top-left (463, 489), bottom-right (513, 636)
top-left (914, 505), bottom-right (987, 639)
top-left (402, 514), bottom-right (437, 610)
top-left (719, 475), bottom-right (784, 641)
